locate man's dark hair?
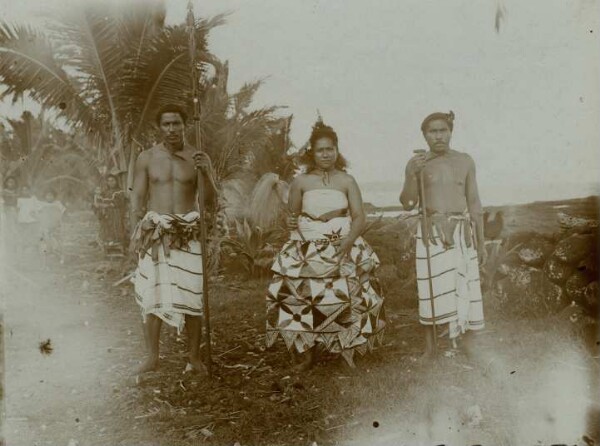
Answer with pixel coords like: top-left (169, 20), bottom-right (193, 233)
top-left (421, 110), bottom-right (455, 133)
top-left (155, 104), bottom-right (188, 127)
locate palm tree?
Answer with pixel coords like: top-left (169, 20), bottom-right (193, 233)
top-left (192, 55), bottom-right (294, 218)
top-left (0, 0), bottom-right (224, 176)
top-left (0, 110), bottom-right (99, 200)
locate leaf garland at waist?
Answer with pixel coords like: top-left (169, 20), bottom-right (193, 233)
top-left (420, 213), bottom-right (474, 249)
top-left (131, 213), bottom-right (203, 261)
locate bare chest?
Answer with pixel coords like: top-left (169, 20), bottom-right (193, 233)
top-left (148, 152), bottom-right (196, 185)
top-left (423, 157), bottom-right (469, 188)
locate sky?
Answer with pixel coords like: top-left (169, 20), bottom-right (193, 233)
top-left (1, 0), bottom-right (599, 205)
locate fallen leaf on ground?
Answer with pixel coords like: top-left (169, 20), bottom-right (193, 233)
top-left (200, 427), bottom-right (213, 438)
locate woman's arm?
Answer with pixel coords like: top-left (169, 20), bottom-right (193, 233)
top-left (345, 175), bottom-right (367, 242)
top-left (287, 176), bottom-right (303, 216)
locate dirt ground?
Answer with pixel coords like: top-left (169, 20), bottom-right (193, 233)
top-left (1, 203), bottom-right (599, 446)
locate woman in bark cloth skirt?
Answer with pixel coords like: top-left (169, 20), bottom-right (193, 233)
top-left (262, 117), bottom-right (386, 370)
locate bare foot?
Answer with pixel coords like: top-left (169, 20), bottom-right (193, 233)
top-left (186, 357), bottom-right (208, 375)
top-left (132, 357), bottom-right (159, 375)
top-left (293, 349), bottom-right (315, 372)
top-left (419, 348), bottom-right (437, 361)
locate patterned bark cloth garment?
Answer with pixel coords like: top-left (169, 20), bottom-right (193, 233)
top-left (416, 213), bottom-right (484, 339)
top-left (266, 189), bottom-right (386, 366)
top-left (131, 211), bottom-right (204, 334)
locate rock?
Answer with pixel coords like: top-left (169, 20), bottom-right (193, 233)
top-left (565, 271), bottom-right (592, 303)
top-left (492, 276), bottom-right (510, 301)
top-left (504, 264), bottom-right (540, 290)
top-left (517, 238), bottom-right (554, 267)
top-left (527, 270), bottom-right (563, 305)
top-left (496, 263), bottom-right (510, 278)
top-left (557, 212), bottom-right (599, 232)
top-left (544, 256), bottom-right (575, 285)
top-left (578, 252), bottom-right (599, 277)
top-left (584, 281), bottom-right (599, 315)
top-left (67, 440), bottom-right (79, 446)
top-left (553, 234), bottom-right (596, 265)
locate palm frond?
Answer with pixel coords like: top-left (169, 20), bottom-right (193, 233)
top-left (51, 5), bottom-right (125, 151)
top-left (232, 80), bottom-right (263, 116)
top-left (0, 22), bottom-right (97, 136)
top-left (125, 19), bottom-right (225, 144)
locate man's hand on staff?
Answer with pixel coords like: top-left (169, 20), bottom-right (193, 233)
top-left (406, 151), bottom-right (428, 178)
top-left (193, 151), bottom-right (213, 173)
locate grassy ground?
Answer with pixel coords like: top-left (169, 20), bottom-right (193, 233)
top-left (2, 197), bottom-right (599, 446)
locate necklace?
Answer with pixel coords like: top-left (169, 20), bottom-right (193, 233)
top-left (313, 168), bottom-right (335, 186)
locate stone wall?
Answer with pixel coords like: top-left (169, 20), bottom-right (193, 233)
top-left (494, 228), bottom-right (598, 316)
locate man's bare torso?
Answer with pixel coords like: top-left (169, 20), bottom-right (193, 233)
top-left (144, 143), bottom-right (198, 214)
top-left (422, 149), bottom-right (471, 213)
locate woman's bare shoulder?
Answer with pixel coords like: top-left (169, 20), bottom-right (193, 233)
top-left (290, 173), bottom-right (309, 187)
top-left (338, 171), bottom-right (358, 186)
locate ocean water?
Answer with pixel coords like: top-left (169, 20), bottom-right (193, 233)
top-left (360, 181), bottom-right (599, 208)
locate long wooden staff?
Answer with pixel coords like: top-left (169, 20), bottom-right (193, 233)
top-left (187, 1), bottom-right (213, 377)
top-left (414, 149), bottom-right (438, 354)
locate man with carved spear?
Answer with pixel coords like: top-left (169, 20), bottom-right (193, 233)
top-left (129, 1), bottom-right (219, 376)
top-left (400, 111), bottom-right (486, 357)
top-left (129, 104), bottom-right (216, 375)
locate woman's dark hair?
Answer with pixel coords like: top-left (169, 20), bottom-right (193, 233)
top-left (309, 121), bottom-right (338, 148)
top-left (300, 120), bottom-right (348, 172)
top-left (155, 104), bottom-right (188, 126)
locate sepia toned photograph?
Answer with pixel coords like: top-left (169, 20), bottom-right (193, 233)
top-left (0, 0), bottom-right (598, 445)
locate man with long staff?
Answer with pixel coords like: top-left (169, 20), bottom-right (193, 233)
top-left (415, 150), bottom-right (438, 354)
top-left (400, 111), bottom-right (486, 357)
top-left (187, 0), bottom-right (217, 378)
top-left (130, 101), bottom-right (216, 375)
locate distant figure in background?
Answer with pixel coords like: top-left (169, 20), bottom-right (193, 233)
top-left (1, 176), bottom-right (19, 245)
top-left (36, 189), bottom-right (66, 267)
top-left (16, 185), bottom-right (42, 255)
top-left (91, 186), bottom-right (103, 242)
top-left (93, 174), bottom-right (128, 257)
top-left (400, 111), bottom-right (485, 357)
